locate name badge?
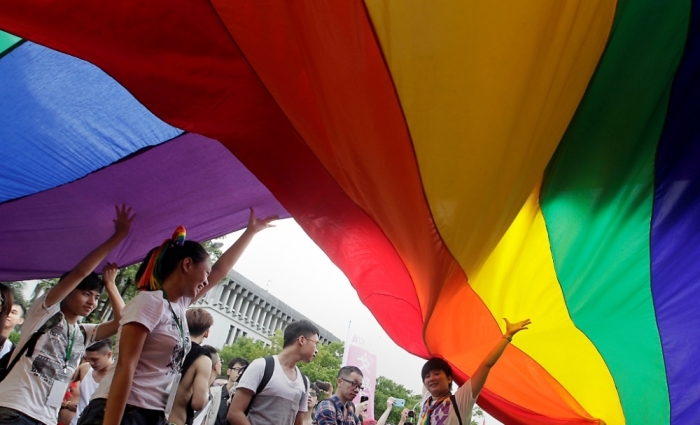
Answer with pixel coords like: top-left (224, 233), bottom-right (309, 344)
top-left (46, 376), bottom-right (70, 408)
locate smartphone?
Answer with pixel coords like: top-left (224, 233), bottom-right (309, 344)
top-left (360, 395), bottom-right (369, 403)
top-left (393, 398), bottom-right (405, 407)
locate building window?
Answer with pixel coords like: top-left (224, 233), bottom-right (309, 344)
top-left (226, 325), bottom-right (235, 345)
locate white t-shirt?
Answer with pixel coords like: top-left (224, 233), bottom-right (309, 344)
top-left (237, 355), bottom-right (309, 425)
top-left (0, 295), bottom-right (97, 425)
top-left (419, 380), bottom-right (477, 425)
top-left (0, 338), bottom-right (12, 358)
top-left (92, 291), bottom-right (192, 411)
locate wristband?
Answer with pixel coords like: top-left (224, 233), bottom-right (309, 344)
top-left (503, 335), bottom-right (512, 342)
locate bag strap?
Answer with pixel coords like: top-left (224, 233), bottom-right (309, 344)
top-left (244, 356), bottom-right (275, 415)
top-left (2, 311), bottom-right (62, 379)
top-left (450, 394), bottom-right (463, 425)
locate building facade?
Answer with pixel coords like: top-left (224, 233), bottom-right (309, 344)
top-left (192, 270), bottom-right (339, 348)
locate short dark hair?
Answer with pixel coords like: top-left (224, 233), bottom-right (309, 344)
top-left (86, 339), bottom-right (112, 353)
top-left (186, 308), bottom-right (214, 336)
top-left (338, 365), bottom-right (363, 379)
top-left (201, 345), bottom-right (218, 358)
top-left (421, 357), bottom-right (453, 381)
top-left (12, 301), bottom-right (26, 317)
top-left (60, 271), bottom-right (104, 294)
top-left (283, 320), bottom-right (320, 347)
top-left (228, 357), bottom-right (249, 370)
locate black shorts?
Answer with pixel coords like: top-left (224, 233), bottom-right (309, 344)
top-left (76, 398), bottom-right (167, 425)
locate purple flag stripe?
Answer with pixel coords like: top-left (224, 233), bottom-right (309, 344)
top-left (650, 3), bottom-right (700, 424)
top-left (0, 133), bottom-right (289, 280)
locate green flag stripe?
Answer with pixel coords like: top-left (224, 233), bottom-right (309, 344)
top-left (541, 1), bottom-right (690, 424)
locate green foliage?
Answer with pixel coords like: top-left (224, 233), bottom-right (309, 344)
top-left (8, 330), bottom-right (20, 345)
top-left (219, 332), bottom-right (280, 366)
top-left (470, 405), bottom-right (484, 425)
top-left (217, 330), bottom-right (344, 391)
top-left (373, 376), bottom-right (422, 424)
top-left (298, 340), bottom-right (344, 385)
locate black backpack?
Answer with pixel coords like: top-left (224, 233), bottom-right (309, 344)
top-left (0, 312), bottom-right (63, 382)
top-left (244, 356), bottom-right (309, 415)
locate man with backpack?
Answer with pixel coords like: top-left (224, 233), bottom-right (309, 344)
top-left (0, 206), bottom-right (131, 425)
top-left (228, 320), bottom-right (319, 425)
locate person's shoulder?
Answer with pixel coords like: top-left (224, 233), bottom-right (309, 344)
top-left (76, 362), bottom-right (92, 380)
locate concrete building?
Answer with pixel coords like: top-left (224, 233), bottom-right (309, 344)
top-left (191, 270), bottom-right (339, 348)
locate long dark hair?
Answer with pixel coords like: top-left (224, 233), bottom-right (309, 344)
top-left (135, 239), bottom-right (208, 291)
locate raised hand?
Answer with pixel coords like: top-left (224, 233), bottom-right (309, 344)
top-left (504, 318), bottom-right (531, 338)
top-left (102, 262), bottom-right (119, 286)
top-left (113, 204), bottom-right (135, 237)
top-left (245, 208), bottom-right (278, 234)
top-left (401, 408), bottom-right (409, 420)
top-left (385, 396), bottom-right (395, 410)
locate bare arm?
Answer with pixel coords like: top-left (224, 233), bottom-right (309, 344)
top-left (94, 263), bottom-right (126, 341)
top-left (197, 209), bottom-right (277, 301)
top-left (376, 397), bottom-right (395, 425)
top-left (190, 356), bottom-right (214, 411)
top-left (470, 318), bottom-right (531, 396)
top-left (103, 323), bottom-right (148, 425)
top-left (227, 388), bottom-right (254, 425)
top-left (45, 205), bottom-right (134, 308)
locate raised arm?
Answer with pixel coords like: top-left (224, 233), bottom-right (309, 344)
top-left (102, 323), bottom-right (148, 425)
top-left (197, 209), bottom-right (276, 300)
top-left (470, 318), bottom-right (530, 396)
top-left (376, 397), bottom-right (395, 425)
top-left (94, 263), bottom-right (126, 341)
top-left (45, 205), bottom-right (134, 307)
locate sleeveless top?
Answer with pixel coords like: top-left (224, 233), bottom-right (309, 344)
top-left (70, 368), bottom-right (99, 425)
top-left (182, 342), bottom-right (211, 425)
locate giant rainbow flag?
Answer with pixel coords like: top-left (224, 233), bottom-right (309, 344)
top-left (1, 1), bottom-right (699, 424)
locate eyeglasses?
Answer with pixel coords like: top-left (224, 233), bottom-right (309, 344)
top-left (303, 336), bottom-right (320, 347)
top-left (340, 378), bottom-right (364, 390)
top-left (229, 366), bottom-right (246, 372)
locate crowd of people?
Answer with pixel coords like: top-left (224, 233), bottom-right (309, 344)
top-left (0, 205), bottom-right (530, 425)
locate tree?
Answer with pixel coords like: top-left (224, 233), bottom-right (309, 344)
top-left (470, 404), bottom-right (484, 425)
top-left (298, 340), bottom-right (344, 385)
top-left (373, 376), bottom-right (422, 424)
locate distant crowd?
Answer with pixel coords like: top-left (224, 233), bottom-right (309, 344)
top-left (0, 205), bottom-right (530, 425)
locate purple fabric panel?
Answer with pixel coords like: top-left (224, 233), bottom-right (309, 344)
top-left (0, 133), bottom-right (289, 280)
top-left (650, 4), bottom-right (700, 424)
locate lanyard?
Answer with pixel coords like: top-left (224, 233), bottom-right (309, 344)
top-left (63, 319), bottom-right (77, 372)
top-left (162, 290), bottom-right (186, 370)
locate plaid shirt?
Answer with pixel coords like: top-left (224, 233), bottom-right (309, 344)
top-left (314, 395), bottom-right (362, 425)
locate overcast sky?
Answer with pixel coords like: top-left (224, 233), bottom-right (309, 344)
top-left (219, 218), bottom-right (502, 424)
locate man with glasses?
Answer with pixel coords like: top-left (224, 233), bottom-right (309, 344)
top-left (208, 357), bottom-right (249, 425)
top-left (229, 320), bottom-right (319, 425)
top-left (314, 366), bottom-right (364, 425)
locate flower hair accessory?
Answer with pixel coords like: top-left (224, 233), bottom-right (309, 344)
top-left (136, 225), bottom-right (187, 291)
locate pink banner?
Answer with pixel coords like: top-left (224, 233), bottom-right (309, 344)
top-left (343, 332), bottom-right (378, 420)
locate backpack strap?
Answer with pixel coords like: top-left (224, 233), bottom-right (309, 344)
top-left (0, 311), bottom-right (62, 381)
top-left (300, 370), bottom-right (309, 393)
top-left (450, 394), bottom-right (463, 425)
top-left (244, 356), bottom-right (275, 415)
